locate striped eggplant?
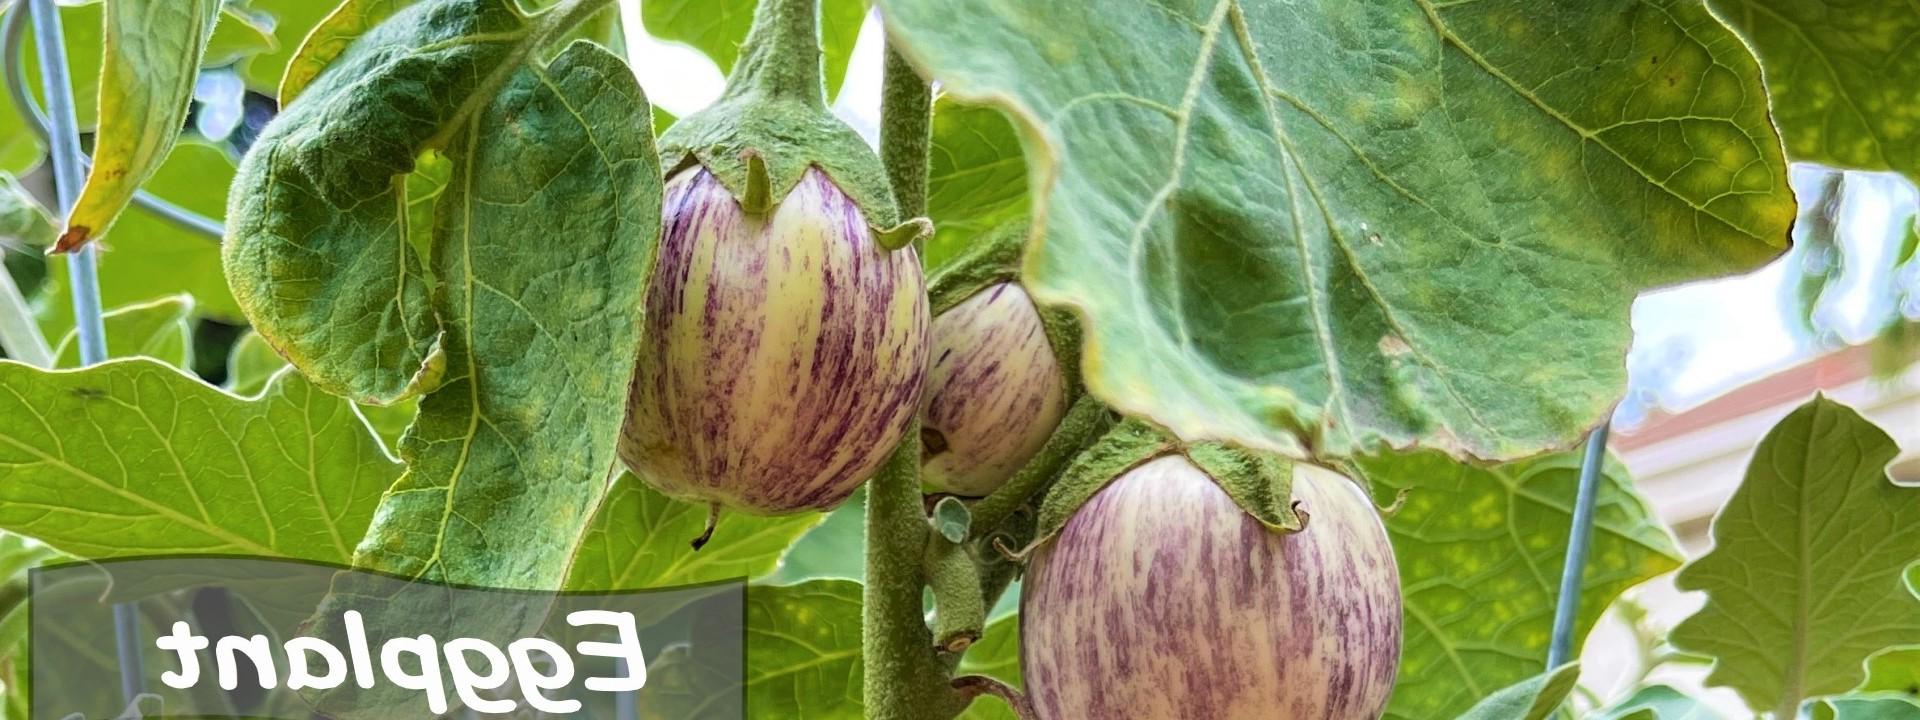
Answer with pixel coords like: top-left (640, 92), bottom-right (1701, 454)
top-left (1022, 456), bottom-right (1401, 719)
top-left (920, 282), bottom-right (1067, 496)
top-left (617, 166), bottom-right (930, 515)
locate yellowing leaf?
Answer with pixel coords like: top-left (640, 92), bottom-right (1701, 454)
top-left (57, 0), bottom-right (221, 252)
top-left (276, 0), bottom-right (416, 105)
top-left (1710, 0), bottom-right (1920, 183)
top-left (1672, 397), bottom-right (1919, 716)
top-left (1356, 451), bottom-right (1680, 719)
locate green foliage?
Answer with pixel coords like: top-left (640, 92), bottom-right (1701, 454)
top-left (643, 580), bottom-right (866, 718)
top-left (226, 331), bottom-right (416, 450)
top-left (641, 0), bottom-right (869, 100)
top-left (1595, 685), bottom-right (1726, 719)
top-left (1453, 663), bottom-right (1579, 720)
top-left (1358, 449), bottom-right (1682, 719)
top-left (565, 473), bottom-right (822, 591)
top-left (924, 99), bottom-right (1027, 270)
top-left (58, 0), bottom-right (221, 251)
top-left (1817, 696), bottom-right (1920, 720)
top-left (0, 359), bottom-right (397, 562)
top-left (772, 489), bottom-right (869, 583)
top-left (1709, 0), bottom-right (1920, 183)
top-left (1863, 647), bottom-right (1920, 698)
top-left (878, 0), bottom-right (1795, 463)
top-left (51, 294), bottom-right (192, 369)
top-left (287, 27), bottom-right (660, 602)
top-left (1672, 397), bottom-right (1917, 716)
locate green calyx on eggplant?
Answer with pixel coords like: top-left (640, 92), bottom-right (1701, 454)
top-left (618, 0), bottom-right (930, 529)
top-left (1021, 450), bottom-right (1401, 719)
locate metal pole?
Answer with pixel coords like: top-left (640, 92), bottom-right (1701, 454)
top-left (1547, 421), bottom-right (1612, 668)
top-left (25, 0), bottom-right (143, 703)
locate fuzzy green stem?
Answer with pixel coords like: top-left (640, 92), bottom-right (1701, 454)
top-left (969, 396), bottom-right (1112, 539)
top-left (880, 48), bottom-right (931, 220)
top-left (722, 0), bottom-right (827, 107)
top-left (864, 429), bottom-right (967, 719)
top-left (924, 535), bottom-right (985, 653)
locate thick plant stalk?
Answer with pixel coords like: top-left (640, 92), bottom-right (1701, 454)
top-left (864, 42), bottom-right (965, 720)
top-left (726, 0), bottom-right (828, 106)
top-left (865, 434), bottom-right (967, 719)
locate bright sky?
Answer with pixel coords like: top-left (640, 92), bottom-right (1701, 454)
top-left (618, 5), bottom-right (1920, 425)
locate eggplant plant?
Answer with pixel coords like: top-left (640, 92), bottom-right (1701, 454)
top-left (0, 0), bottom-right (1915, 718)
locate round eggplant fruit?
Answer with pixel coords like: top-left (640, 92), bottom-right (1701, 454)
top-left (618, 166), bottom-right (930, 514)
top-left (1022, 455), bottom-right (1401, 719)
top-left (920, 282), bottom-right (1067, 496)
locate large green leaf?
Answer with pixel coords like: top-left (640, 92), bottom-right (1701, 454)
top-left (1709, 0), bottom-right (1920, 182)
top-left (1671, 397), bottom-right (1917, 716)
top-left (0, 359), bottom-right (396, 562)
top-left (294, 20), bottom-right (658, 605)
top-left (642, 580), bottom-right (865, 718)
top-left (925, 99), bottom-right (1028, 270)
top-left (1454, 663), bottom-right (1579, 720)
top-left (224, 0), bottom-right (523, 404)
top-left (57, 0), bottom-right (221, 251)
top-left (565, 473), bottom-right (821, 591)
top-left (879, 0), bottom-right (1795, 462)
top-left (1355, 451), bottom-right (1681, 719)
top-left (38, 142), bottom-right (240, 340)
top-left (51, 295), bottom-right (193, 369)
top-left (641, 0), bottom-right (869, 100)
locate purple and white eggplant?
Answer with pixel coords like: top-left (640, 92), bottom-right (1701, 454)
top-left (618, 166), bottom-right (930, 515)
top-left (1021, 455), bottom-right (1402, 719)
top-left (920, 282), bottom-right (1067, 496)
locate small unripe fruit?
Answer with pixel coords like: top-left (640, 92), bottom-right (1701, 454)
top-left (619, 167), bottom-right (929, 514)
top-left (1022, 456), bottom-right (1401, 719)
top-left (920, 282), bottom-right (1067, 496)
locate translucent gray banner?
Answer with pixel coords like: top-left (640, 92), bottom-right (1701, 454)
top-left (29, 558), bottom-right (744, 719)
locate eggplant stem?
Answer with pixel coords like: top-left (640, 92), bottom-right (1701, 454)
top-left (689, 504), bottom-right (721, 550)
top-left (951, 675), bottom-right (1038, 720)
